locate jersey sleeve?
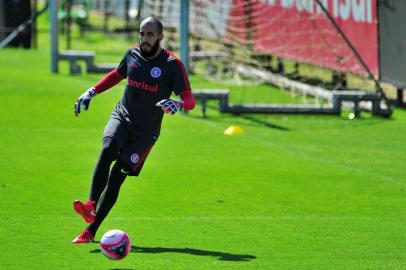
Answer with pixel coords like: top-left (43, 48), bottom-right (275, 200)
top-left (170, 59), bottom-right (191, 96)
top-left (116, 49), bottom-right (131, 78)
top-left (179, 89), bottom-right (195, 111)
top-left (93, 69), bottom-right (124, 94)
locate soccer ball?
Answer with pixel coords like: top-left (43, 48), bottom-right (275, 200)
top-left (100, 229), bottom-right (131, 260)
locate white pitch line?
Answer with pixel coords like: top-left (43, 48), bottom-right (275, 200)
top-left (1, 215), bottom-right (405, 222)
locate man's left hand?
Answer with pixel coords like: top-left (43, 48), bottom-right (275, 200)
top-left (156, 99), bottom-right (183, 115)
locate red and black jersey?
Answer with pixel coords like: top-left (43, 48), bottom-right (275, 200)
top-left (113, 47), bottom-right (191, 137)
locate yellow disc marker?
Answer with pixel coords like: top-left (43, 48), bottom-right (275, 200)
top-left (224, 125), bottom-right (244, 135)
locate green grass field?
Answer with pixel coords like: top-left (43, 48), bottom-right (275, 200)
top-left (1, 48), bottom-right (406, 270)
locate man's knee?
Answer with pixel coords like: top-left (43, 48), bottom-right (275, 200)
top-left (100, 136), bottom-right (119, 160)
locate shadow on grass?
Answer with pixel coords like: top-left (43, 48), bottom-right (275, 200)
top-left (241, 115), bottom-right (290, 131)
top-left (186, 108), bottom-right (290, 131)
top-left (90, 243), bottom-right (256, 262)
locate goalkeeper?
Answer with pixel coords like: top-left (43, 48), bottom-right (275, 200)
top-left (71, 17), bottom-right (195, 243)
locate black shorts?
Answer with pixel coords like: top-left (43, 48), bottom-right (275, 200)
top-left (103, 114), bottom-right (156, 176)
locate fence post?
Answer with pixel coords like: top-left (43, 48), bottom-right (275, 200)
top-left (180, 0), bottom-right (189, 72)
top-left (50, 0), bottom-right (58, 73)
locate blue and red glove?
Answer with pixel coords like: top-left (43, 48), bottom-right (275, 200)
top-left (156, 99), bottom-right (183, 115)
top-left (74, 87), bottom-right (97, 116)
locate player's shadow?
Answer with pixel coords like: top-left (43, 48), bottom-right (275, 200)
top-left (133, 246), bottom-right (256, 261)
top-left (90, 244), bottom-right (256, 262)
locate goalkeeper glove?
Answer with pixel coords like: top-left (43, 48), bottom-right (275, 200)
top-left (74, 87), bottom-right (96, 116)
top-left (156, 99), bottom-right (183, 115)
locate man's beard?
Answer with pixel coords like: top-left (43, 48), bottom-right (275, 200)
top-left (140, 39), bottom-right (160, 57)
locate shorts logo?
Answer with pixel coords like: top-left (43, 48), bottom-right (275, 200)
top-left (130, 154), bottom-right (139, 164)
top-left (150, 67), bottom-right (161, 78)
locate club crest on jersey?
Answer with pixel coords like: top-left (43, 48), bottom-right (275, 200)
top-left (130, 154), bottom-right (139, 164)
top-left (150, 67), bottom-right (161, 78)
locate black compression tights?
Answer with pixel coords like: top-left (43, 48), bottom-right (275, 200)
top-left (87, 137), bottom-right (128, 236)
top-left (89, 137), bottom-right (120, 202)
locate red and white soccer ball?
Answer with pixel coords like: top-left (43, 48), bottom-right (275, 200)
top-left (100, 229), bottom-right (131, 260)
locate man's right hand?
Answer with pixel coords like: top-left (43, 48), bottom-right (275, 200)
top-left (74, 87), bottom-right (97, 117)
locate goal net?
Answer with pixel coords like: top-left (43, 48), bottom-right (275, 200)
top-left (139, 0), bottom-right (381, 95)
top-left (54, 0), bottom-right (392, 108)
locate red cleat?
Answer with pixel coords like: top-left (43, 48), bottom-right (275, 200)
top-left (72, 230), bottom-right (94, 244)
top-left (73, 200), bottom-right (96, 224)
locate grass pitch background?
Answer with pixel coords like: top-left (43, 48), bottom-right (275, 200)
top-left (0, 48), bottom-right (405, 270)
